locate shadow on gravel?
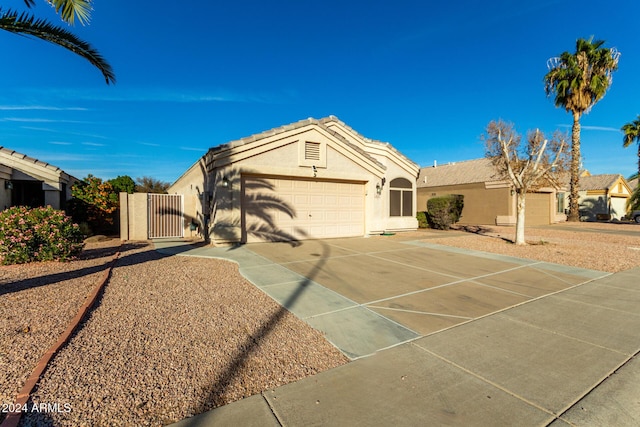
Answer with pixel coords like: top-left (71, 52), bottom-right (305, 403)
top-left (0, 242), bottom-right (169, 296)
top-left (11, 241), bottom-right (200, 427)
top-left (189, 239), bottom-right (331, 421)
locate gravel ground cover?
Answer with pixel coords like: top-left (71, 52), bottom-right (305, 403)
top-left (425, 222), bottom-right (640, 273)
top-left (2, 240), bottom-right (347, 426)
top-left (2, 222), bottom-right (638, 426)
top-left (1, 240), bottom-right (120, 416)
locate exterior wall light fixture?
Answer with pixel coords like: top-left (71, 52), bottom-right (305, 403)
top-left (222, 176), bottom-right (229, 188)
top-left (376, 178), bottom-right (386, 195)
top-left (4, 180), bottom-right (13, 190)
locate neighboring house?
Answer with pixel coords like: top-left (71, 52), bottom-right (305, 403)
top-left (577, 173), bottom-right (632, 221)
top-left (165, 116), bottom-right (419, 245)
top-left (0, 147), bottom-right (77, 211)
top-left (417, 158), bottom-right (566, 226)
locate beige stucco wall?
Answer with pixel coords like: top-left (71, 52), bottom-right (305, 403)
top-left (418, 183), bottom-right (512, 225)
top-left (206, 137), bottom-right (379, 244)
top-left (167, 159), bottom-right (208, 238)
top-left (168, 121), bottom-right (419, 245)
top-left (1, 166), bottom-right (11, 210)
top-left (210, 126), bottom-right (415, 243)
top-left (119, 192), bottom-right (148, 241)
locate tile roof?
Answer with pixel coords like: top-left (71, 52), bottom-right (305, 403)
top-left (578, 174), bottom-right (621, 191)
top-left (628, 177), bottom-right (638, 190)
top-left (208, 116), bottom-right (387, 170)
top-left (0, 146), bottom-right (64, 174)
top-left (319, 116), bottom-right (419, 169)
top-left (417, 158), bottom-right (503, 187)
top-left (0, 146), bottom-right (77, 182)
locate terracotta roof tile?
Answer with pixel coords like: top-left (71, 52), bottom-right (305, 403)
top-left (578, 174), bottom-right (621, 191)
top-left (417, 158), bottom-right (502, 187)
top-left (209, 116), bottom-right (389, 170)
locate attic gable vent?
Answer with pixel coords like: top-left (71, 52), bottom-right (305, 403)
top-left (305, 142), bottom-right (321, 161)
top-left (298, 140), bottom-right (326, 168)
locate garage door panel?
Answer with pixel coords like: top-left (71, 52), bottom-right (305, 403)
top-left (525, 193), bottom-right (551, 225)
top-left (242, 176), bottom-right (364, 243)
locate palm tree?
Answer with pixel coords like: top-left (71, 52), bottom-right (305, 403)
top-left (544, 37), bottom-right (619, 221)
top-left (0, 0), bottom-right (115, 84)
top-left (622, 115), bottom-right (640, 179)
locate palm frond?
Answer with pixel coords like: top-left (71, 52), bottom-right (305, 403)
top-left (46, 0), bottom-right (93, 26)
top-left (0, 8), bottom-right (115, 84)
top-left (621, 115), bottom-right (640, 148)
top-left (22, 0), bottom-right (93, 25)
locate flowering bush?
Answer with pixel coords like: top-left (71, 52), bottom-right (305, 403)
top-left (0, 206), bottom-right (84, 265)
top-left (68, 175), bottom-right (119, 235)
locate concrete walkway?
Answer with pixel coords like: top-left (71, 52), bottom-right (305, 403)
top-left (156, 234), bottom-right (640, 426)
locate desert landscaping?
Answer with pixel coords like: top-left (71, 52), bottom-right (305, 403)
top-left (1, 221), bottom-right (639, 425)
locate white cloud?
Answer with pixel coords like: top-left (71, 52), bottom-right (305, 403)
top-left (49, 141), bottom-right (73, 146)
top-left (19, 126), bottom-right (108, 139)
top-left (0, 105), bottom-right (88, 111)
top-left (557, 124), bottom-right (621, 132)
top-left (1, 117), bottom-right (89, 124)
top-left (179, 146), bottom-right (207, 152)
top-left (19, 87), bottom-right (285, 104)
top-left (82, 142), bottom-right (106, 147)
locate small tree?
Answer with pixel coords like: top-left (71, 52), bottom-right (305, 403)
top-left (108, 175), bottom-right (135, 194)
top-left (135, 176), bottom-right (170, 194)
top-left (68, 175), bottom-right (119, 235)
top-left (484, 120), bottom-right (568, 245)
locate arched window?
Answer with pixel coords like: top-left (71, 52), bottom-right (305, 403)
top-left (389, 178), bottom-right (413, 217)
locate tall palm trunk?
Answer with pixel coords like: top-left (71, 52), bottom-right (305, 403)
top-left (568, 112), bottom-right (582, 222)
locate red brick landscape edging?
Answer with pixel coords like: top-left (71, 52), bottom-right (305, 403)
top-left (1, 250), bottom-right (121, 427)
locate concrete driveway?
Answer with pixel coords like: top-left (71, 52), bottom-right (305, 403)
top-left (241, 233), bottom-right (606, 359)
top-left (157, 232), bottom-right (640, 426)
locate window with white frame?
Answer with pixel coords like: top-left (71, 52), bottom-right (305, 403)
top-left (389, 178), bottom-right (413, 217)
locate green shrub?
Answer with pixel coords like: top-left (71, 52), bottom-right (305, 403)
top-left (0, 206), bottom-right (84, 265)
top-left (426, 195), bottom-right (464, 230)
top-left (416, 211), bottom-right (428, 228)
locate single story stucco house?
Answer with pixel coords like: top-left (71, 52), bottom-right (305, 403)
top-left (417, 158), bottom-right (566, 226)
top-left (577, 173), bottom-right (633, 221)
top-left (1, 147), bottom-right (77, 211)
top-left (168, 116), bottom-right (419, 244)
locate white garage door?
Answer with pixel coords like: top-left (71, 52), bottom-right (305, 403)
top-left (610, 196), bottom-right (627, 220)
top-left (242, 176), bottom-right (365, 243)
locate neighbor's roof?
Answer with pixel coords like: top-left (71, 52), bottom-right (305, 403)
top-left (417, 158), bottom-right (502, 187)
top-left (1, 146), bottom-right (64, 174)
top-left (0, 146), bottom-right (77, 182)
top-left (578, 174), bottom-right (623, 191)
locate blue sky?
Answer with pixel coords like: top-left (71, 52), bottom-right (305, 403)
top-left (1, 0), bottom-right (639, 183)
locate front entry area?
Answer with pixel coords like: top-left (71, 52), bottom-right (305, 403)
top-left (241, 176), bottom-right (365, 243)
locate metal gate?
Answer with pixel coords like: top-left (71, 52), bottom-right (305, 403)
top-left (148, 194), bottom-right (184, 238)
